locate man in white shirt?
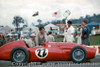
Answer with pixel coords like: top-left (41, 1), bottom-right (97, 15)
top-left (63, 18), bottom-right (68, 42)
top-left (66, 21), bottom-right (75, 43)
top-left (63, 26), bottom-right (68, 42)
top-left (47, 32), bottom-right (55, 42)
top-left (26, 33), bottom-right (36, 48)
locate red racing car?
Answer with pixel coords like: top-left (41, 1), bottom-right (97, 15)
top-left (0, 40), bottom-right (97, 63)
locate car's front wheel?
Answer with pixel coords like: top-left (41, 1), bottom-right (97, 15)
top-left (10, 47), bottom-right (29, 63)
top-left (70, 46), bottom-right (87, 63)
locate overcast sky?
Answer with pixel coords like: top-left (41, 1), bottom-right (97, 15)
top-left (0, 0), bottom-right (100, 27)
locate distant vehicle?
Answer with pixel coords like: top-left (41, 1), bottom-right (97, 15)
top-left (0, 40), bottom-right (97, 63)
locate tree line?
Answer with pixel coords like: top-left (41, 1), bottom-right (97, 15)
top-left (12, 13), bottom-right (100, 29)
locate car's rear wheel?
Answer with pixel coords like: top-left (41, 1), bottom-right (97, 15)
top-left (10, 47), bottom-right (29, 63)
top-left (70, 46), bottom-right (87, 63)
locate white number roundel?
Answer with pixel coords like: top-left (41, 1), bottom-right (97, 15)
top-left (35, 48), bottom-right (48, 59)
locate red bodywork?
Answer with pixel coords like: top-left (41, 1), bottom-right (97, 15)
top-left (0, 40), bottom-right (97, 62)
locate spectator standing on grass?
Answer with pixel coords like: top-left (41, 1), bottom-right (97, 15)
top-left (81, 20), bottom-right (90, 46)
top-left (36, 27), bottom-right (47, 46)
top-left (47, 32), bottom-right (55, 42)
top-left (76, 26), bottom-right (83, 44)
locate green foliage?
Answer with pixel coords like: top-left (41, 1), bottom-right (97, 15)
top-left (12, 16), bottom-right (24, 29)
top-left (71, 14), bottom-right (100, 24)
top-left (37, 14), bottom-right (100, 27)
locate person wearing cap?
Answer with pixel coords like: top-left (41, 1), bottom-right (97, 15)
top-left (66, 21), bottom-right (75, 43)
top-left (81, 20), bottom-right (90, 45)
top-left (26, 33), bottom-right (36, 48)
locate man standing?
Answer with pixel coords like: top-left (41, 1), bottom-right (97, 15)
top-left (47, 32), bottom-right (55, 42)
top-left (26, 33), bottom-right (36, 48)
top-left (63, 25), bottom-right (68, 42)
top-left (66, 21), bottom-right (75, 43)
top-left (81, 21), bottom-right (90, 46)
top-left (36, 27), bottom-right (47, 46)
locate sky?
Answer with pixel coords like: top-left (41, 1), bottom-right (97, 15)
top-left (0, 0), bottom-right (100, 27)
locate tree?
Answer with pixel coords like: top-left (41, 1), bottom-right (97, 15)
top-left (12, 16), bottom-right (24, 30)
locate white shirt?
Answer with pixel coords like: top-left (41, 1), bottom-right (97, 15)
top-left (67, 26), bottom-right (75, 35)
top-left (26, 39), bottom-right (35, 48)
top-left (47, 35), bottom-right (55, 42)
top-left (76, 28), bottom-right (82, 44)
top-left (66, 26), bottom-right (75, 42)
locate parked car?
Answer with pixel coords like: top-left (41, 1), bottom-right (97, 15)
top-left (0, 40), bottom-right (97, 63)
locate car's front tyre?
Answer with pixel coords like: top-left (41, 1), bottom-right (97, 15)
top-left (70, 46), bottom-right (87, 63)
top-left (10, 47), bottom-right (29, 63)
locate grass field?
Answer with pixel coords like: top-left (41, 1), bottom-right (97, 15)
top-left (55, 34), bottom-right (100, 46)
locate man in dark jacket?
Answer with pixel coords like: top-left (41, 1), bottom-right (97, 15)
top-left (81, 20), bottom-right (90, 46)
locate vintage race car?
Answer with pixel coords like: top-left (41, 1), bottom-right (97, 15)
top-left (0, 40), bottom-right (97, 63)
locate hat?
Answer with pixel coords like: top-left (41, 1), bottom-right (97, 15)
top-left (30, 33), bottom-right (36, 37)
top-left (67, 20), bottom-right (72, 24)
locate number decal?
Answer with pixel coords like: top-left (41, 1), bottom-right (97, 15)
top-left (35, 48), bottom-right (48, 59)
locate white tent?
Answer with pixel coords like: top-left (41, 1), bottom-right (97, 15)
top-left (0, 25), bottom-right (12, 33)
top-left (45, 24), bottom-right (59, 33)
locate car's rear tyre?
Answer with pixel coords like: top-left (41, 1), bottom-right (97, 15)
top-left (10, 47), bottom-right (29, 63)
top-left (70, 46), bottom-right (87, 63)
